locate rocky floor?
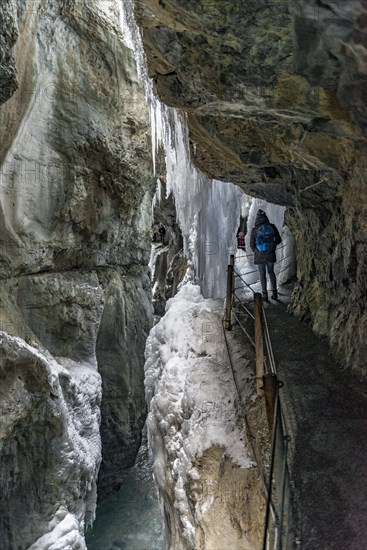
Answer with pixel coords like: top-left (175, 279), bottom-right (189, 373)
top-left (240, 283), bottom-right (367, 550)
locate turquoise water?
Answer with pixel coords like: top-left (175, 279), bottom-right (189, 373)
top-left (86, 438), bottom-right (165, 550)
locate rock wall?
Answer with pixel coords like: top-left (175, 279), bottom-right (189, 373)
top-left (0, 332), bottom-right (101, 550)
top-left (150, 179), bottom-right (187, 316)
top-left (96, 271), bottom-right (152, 499)
top-left (0, 0), bottom-right (153, 546)
top-left (293, 0), bottom-right (367, 136)
top-left (135, 0), bottom-right (367, 376)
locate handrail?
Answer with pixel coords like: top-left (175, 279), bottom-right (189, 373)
top-left (224, 253), bottom-right (293, 549)
top-left (231, 310), bottom-right (256, 348)
top-left (232, 291), bottom-right (254, 320)
top-left (233, 253), bottom-right (294, 297)
top-left (237, 243), bottom-right (288, 259)
top-left (221, 318), bottom-right (279, 532)
top-left (263, 304), bottom-right (276, 375)
top-left (262, 390), bottom-right (280, 550)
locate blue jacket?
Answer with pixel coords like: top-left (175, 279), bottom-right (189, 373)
top-left (250, 211), bottom-right (282, 264)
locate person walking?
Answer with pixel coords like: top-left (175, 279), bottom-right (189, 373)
top-left (237, 231), bottom-right (245, 250)
top-left (250, 209), bottom-right (282, 301)
top-left (158, 223), bottom-right (166, 244)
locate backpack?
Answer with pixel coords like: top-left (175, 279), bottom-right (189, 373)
top-left (256, 225), bottom-right (276, 252)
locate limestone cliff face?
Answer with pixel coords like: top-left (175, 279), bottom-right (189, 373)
top-left (135, 0), bottom-right (367, 376)
top-left (0, 0), bottom-right (152, 546)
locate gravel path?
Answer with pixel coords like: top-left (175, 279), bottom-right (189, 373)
top-left (262, 286), bottom-right (367, 550)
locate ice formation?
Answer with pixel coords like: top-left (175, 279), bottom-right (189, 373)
top-left (144, 284), bottom-right (254, 546)
top-left (28, 508), bottom-right (87, 550)
top-left (117, 1), bottom-right (297, 546)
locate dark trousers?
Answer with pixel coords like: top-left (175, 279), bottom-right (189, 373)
top-left (258, 263), bottom-right (277, 296)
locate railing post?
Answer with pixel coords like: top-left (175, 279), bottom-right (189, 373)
top-left (254, 292), bottom-right (264, 396)
top-left (262, 373), bottom-right (278, 432)
top-left (224, 254), bottom-right (235, 330)
top-left (262, 393), bottom-right (280, 550)
top-left (278, 435), bottom-right (291, 550)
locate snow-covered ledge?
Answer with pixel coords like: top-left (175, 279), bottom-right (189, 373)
top-left (145, 284), bottom-right (264, 550)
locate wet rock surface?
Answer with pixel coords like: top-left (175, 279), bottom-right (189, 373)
top-left (0, 333), bottom-right (101, 550)
top-left (96, 271), bottom-right (152, 499)
top-left (293, 0), bottom-right (367, 136)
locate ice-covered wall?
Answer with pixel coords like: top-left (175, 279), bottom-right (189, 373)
top-left (0, 333), bottom-right (101, 550)
top-left (157, 107), bottom-right (245, 299)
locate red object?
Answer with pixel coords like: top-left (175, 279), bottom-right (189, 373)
top-left (237, 236), bottom-right (245, 248)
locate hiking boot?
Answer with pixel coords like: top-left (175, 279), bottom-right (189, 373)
top-left (271, 293), bottom-right (278, 300)
top-left (262, 293), bottom-right (269, 302)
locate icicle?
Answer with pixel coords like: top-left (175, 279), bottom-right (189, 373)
top-left (156, 178), bottom-right (162, 203)
top-left (150, 104), bottom-right (156, 176)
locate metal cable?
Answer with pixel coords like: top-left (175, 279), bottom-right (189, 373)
top-left (262, 305), bottom-right (277, 375)
top-left (228, 272), bottom-right (292, 549)
top-left (233, 254), bottom-right (294, 297)
top-left (234, 268), bottom-right (259, 277)
top-left (232, 310), bottom-right (256, 348)
top-left (238, 243), bottom-right (287, 259)
top-left (262, 393), bottom-right (281, 550)
top-left (233, 270), bottom-right (256, 293)
top-left (275, 260), bottom-right (294, 277)
top-left (233, 292), bottom-right (255, 320)
top-left (259, 307), bottom-right (291, 550)
top-left (221, 319), bottom-right (277, 527)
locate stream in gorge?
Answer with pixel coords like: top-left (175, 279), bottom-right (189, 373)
top-left (86, 433), bottom-right (165, 550)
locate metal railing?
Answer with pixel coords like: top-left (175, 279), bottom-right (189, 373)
top-left (223, 253), bottom-right (293, 550)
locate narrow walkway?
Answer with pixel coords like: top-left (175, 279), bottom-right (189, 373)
top-left (260, 286), bottom-right (367, 550)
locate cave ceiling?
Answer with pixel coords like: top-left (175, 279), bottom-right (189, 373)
top-left (135, 0), bottom-right (367, 207)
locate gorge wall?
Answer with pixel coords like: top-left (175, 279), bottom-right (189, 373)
top-left (0, 0), bottom-right (153, 546)
top-left (135, 0), bottom-right (367, 376)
